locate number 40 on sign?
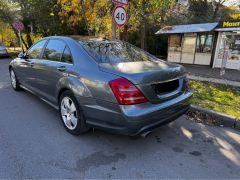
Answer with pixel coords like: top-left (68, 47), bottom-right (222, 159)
top-left (112, 6), bottom-right (128, 27)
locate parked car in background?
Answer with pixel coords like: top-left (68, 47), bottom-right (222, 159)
top-left (0, 44), bottom-right (8, 57)
top-left (9, 36), bottom-right (192, 136)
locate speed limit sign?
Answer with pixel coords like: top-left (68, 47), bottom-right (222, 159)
top-left (112, 6), bottom-right (128, 27)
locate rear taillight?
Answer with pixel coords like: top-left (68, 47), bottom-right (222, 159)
top-left (109, 78), bottom-right (148, 105)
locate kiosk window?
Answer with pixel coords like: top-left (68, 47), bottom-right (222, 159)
top-left (169, 35), bottom-right (182, 52)
top-left (196, 34), bottom-right (213, 53)
top-left (218, 33), bottom-right (240, 61)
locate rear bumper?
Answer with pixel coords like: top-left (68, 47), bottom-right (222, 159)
top-left (80, 90), bottom-right (192, 136)
top-left (122, 103), bottom-right (190, 136)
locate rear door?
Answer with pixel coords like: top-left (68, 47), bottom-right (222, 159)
top-left (30, 39), bottom-right (74, 103)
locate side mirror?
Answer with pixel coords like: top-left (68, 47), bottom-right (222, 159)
top-left (18, 52), bottom-right (28, 59)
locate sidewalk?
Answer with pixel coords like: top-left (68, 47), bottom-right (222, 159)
top-left (187, 75), bottom-right (240, 87)
top-left (184, 64), bottom-right (240, 87)
top-left (184, 64), bottom-right (240, 82)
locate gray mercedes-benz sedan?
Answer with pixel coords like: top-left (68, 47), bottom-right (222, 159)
top-left (9, 36), bottom-right (192, 136)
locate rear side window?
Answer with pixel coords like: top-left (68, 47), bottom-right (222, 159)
top-left (42, 40), bottom-right (65, 62)
top-left (80, 40), bottom-right (159, 63)
top-left (61, 46), bottom-right (72, 63)
top-left (27, 40), bottom-right (47, 59)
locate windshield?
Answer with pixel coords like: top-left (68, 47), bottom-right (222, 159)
top-left (80, 40), bottom-right (159, 64)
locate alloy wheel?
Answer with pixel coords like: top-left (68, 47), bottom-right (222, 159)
top-left (10, 70), bottom-right (17, 89)
top-left (61, 97), bottom-right (78, 130)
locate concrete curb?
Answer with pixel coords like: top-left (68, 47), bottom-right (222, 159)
top-left (190, 105), bottom-right (240, 130)
top-left (187, 75), bottom-right (240, 87)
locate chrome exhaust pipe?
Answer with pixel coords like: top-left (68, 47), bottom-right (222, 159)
top-left (141, 131), bottom-right (152, 137)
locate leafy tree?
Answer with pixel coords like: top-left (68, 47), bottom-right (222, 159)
top-left (0, 21), bottom-right (18, 46)
top-left (1, 0), bottom-right (239, 56)
top-left (122, 0), bottom-right (173, 50)
top-left (188, 0), bottom-right (234, 23)
top-left (0, 0), bottom-right (25, 47)
top-left (58, 0), bottom-right (112, 36)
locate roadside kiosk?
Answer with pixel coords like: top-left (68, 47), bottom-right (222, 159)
top-left (156, 19), bottom-right (240, 70)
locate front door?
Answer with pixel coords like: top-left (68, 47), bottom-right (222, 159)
top-left (17, 39), bottom-right (47, 89)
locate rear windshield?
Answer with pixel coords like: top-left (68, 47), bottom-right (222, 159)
top-left (79, 40), bottom-right (159, 63)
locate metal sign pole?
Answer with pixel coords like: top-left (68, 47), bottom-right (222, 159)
top-left (18, 30), bottom-right (24, 53)
top-left (13, 21), bottom-right (25, 52)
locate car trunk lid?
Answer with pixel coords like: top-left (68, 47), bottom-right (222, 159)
top-left (99, 61), bottom-right (187, 104)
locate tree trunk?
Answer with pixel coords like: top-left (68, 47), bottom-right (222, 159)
top-left (213, 2), bottom-right (220, 20)
top-left (10, 24), bottom-right (28, 50)
top-left (80, 0), bottom-right (91, 36)
top-left (141, 21), bottom-right (146, 50)
top-left (20, 33), bottom-right (28, 50)
top-left (141, 0), bottom-right (147, 50)
top-left (24, 23), bottom-right (33, 48)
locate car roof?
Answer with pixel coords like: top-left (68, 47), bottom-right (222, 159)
top-left (42, 35), bottom-right (119, 44)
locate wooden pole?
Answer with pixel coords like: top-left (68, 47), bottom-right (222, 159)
top-left (112, 16), bottom-right (117, 39)
top-left (112, 2), bottom-right (117, 40)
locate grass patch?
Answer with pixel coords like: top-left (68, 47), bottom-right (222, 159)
top-left (190, 80), bottom-right (240, 118)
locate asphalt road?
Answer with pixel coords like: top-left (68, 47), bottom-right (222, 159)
top-left (0, 58), bottom-right (240, 179)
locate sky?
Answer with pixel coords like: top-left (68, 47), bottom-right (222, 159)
top-left (223, 0), bottom-right (240, 6)
top-left (177, 0), bottom-right (239, 7)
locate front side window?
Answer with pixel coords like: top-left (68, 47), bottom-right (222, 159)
top-left (27, 40), bottom-right (47, 59)
top-left (42, 40), bottom-right (66, 62)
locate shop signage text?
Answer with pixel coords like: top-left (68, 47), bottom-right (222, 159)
top-left (229, 13), bottom-right (240, 20)
top-left (219, 20), bottom-right (240, 28)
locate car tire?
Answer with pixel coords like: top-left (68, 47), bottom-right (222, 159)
top-left (10, 68), bottom-right (22, 91)
top-left (59, 90), bottom-right (89, 135)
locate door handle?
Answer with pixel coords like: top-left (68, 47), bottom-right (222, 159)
top-left (57, 66), bottom-right (66, 72)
